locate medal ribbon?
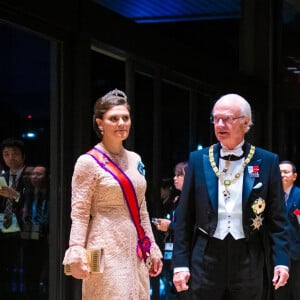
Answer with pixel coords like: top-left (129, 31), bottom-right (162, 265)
top-left (87, 147), bottom-right (151, 262)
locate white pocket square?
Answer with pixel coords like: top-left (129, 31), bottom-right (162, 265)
top-left (198, 227), bottom-right (208, 235)
top-left (253, 182), bottom-right (263, 189)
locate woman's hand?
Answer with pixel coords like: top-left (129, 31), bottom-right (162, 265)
top-left (149, 257), bottom-right (163, 277)
top-left (70, 261), bottom-right (89, 279)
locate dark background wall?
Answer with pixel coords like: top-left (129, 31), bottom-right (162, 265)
top-left (0, 0), bottom-right (300, 299)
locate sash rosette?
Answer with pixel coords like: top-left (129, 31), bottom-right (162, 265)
top-left (137, 236), bottom-right (151, 261)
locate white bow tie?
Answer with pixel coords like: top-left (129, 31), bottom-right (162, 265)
top-left (220, 147), bottom-right (243, 157)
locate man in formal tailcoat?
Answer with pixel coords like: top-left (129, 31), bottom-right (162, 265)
top-left (172, 94), bottom-right (289, 300)
top-left (273, 160), bottom-right (300, 300)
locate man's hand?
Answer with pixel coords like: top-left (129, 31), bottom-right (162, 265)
top-left (173, 271), bottom-right (190, 292)
top-left (272, 266), bottom-right (289, 290)
top-left (0, 186), bottom-right (19, 200)
top-left (155, 218), bottom-right (171, 232)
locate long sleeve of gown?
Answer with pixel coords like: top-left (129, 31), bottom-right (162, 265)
top-left (63, 155), bottom-right (96, 266)
top-left (140, 198), bottom-right (163, 259)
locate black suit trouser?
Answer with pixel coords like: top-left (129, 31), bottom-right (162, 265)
top-left (189, 233), bottom-right (264, 300)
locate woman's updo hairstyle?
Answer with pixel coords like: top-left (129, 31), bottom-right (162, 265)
top-left (93, 88), bottom-right (130, 139)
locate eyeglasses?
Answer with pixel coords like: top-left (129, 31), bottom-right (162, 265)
top-left (210, 115), bottom-right (245, 124)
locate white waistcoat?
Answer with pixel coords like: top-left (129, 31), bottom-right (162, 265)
top-left (213, 158), bottom-right (245, 240)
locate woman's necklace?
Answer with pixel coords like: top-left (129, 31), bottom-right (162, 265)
top-left (99, 142), bottom-right (124, 161)
top-left (209, 144), bottom-right (255, 201)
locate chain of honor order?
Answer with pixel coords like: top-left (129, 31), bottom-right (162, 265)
top-left (209, 144), bottom-right (256, 201)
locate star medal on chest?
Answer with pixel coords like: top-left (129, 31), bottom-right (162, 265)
top-left (251, 215), bottom-right (264, 230)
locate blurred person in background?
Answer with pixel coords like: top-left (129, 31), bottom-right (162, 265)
top-left (154, 161), bottom-right (188, 299)
top-left (274, 160), bottom-right (300, 300)
top-left (22, 165), bottom-right (50, 300)
top-left (0, 137), bottom-right (28, 299)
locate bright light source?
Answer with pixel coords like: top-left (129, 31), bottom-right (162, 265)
top-left (22, 131), bottom-right (37, 139)
top-left (197, 144), bottom-right (203, 150)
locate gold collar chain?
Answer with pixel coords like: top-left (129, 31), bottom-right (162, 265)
top-left (209, 145), bottom-right (255, 186)
top-left (209, 144), bottom-right (255, 201)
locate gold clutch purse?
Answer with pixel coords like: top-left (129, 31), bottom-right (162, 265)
top-left (64, 249), bottom-right (104, 275)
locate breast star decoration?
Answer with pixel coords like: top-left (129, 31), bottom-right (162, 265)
top-left (251, 198), bottom-right (266, 230)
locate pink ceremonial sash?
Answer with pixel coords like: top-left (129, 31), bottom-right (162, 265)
top-left (87, 147), bottom-right (151, 262)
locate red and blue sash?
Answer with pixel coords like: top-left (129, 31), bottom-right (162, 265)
top-left (87, 147), bottom-right (151, 263)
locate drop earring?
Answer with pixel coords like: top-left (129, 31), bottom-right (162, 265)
top-left (98, 126), bottom-right (104, 135)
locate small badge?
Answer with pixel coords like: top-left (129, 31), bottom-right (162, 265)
top-left (164, 251), bottom-right (172, 260)
top-left (293, 208), bottom-right (300, 224)
top-left (248, 165), bottom-right (259, 177)
top-left (252, 198), bottom-right (266, 214)
top-left (137, 161), bottom-right (146, 176)
top-left (164, 242), bottom-right (173, 251)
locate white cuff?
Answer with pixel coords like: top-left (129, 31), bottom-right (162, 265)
top-left (174, 267), bottom-right (190, 274)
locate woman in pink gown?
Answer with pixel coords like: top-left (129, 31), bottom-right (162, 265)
top-left (63, 89), bottom-right (163, 299)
